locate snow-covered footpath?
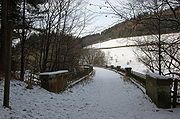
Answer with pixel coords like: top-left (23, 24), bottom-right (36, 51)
top-left (0, 67), bottom-right (180, 119)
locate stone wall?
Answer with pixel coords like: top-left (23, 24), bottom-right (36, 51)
top-left (40, 71), bottom-right (69, 92)
top-left (146, 74), bottom-right (172, 108)
top-left (39, 65), bottom-right (93, 93)
top-left (108, 65), bottom-right (173, 108)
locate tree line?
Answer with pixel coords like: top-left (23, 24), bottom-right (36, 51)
top-left (83, 0), bottom-right (180, 77)
top-left (130, 0), bottom-right (180, 76)
top-left (0, 0), bottom-right (107, 107)
top-left (82, 1), bottom-right (180, 47)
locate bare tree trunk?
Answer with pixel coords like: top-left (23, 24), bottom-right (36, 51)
top-left (0, 29), bottom-right (4, 73)
top-left (39, 35), bottom-right (44, 72)
top-left (158, 19), bottom-right (162, 75)
top-left (2, 0), bottom-right (13, 108)
top-left (20, 0), bottom-right (26, 81)
top-left (42, 29), bottom-right (51, 72)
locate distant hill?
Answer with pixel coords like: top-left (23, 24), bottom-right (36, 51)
top-left (82, 7), bottom-right (180, 46)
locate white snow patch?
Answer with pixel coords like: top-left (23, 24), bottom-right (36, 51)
top-left (147, 72), bottom-right (172, 80)
top-left (89, 33), bottom-right (180, 73)
top-left (40, 70), bottom-right (68, 76)
top-left (0, 67), bottom-right (180, 119)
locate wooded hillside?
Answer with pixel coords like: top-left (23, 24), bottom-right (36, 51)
top-left (82, 7), bottom-right (180, 46)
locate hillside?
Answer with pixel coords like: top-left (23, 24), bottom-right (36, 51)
top-left (82, 7), bottom-right (180, 46)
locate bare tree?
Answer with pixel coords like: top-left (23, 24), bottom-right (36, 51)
top-left (35, 0), bottom-right (91, 72)
top-left (80, 48), bottom-right (107, 66)
top-left (132, 0), bottom-right (180, 75)
top-left (105, 0), bottom-right (180, 76)
top-left (1, 0), bottom-right (13, 108)
top-left (20, 0), bottom-right (26, 81)
top-left (135, 34), bottom-right (180, 76)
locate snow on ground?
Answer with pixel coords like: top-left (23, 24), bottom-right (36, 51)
top-left (90, 33), bottom-right (180, 73)
top-left (0, 67), bottom-right (180, 119)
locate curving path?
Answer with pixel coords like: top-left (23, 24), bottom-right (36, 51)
top-left (0, 67), bottom-right (180, 119)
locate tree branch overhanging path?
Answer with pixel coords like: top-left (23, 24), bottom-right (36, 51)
top-left (0, 0), bottom-right (92, 107)
top-left (0, 0), bottom-right (180, 109)
top-left (103, 0), bottom-right (180, 76)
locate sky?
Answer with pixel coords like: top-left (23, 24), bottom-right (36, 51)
top-left (83, 0), bottom-right (127, 35)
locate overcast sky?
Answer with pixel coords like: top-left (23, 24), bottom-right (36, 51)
top-left (82, 0), bottom-right (124, 35)
top-left (81, 0), bottom-right (130, 36)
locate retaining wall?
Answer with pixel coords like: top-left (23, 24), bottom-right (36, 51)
top-left (108, 65), bottom-right (172, 109)
top-left (39, 66), bottom-right (93, 93)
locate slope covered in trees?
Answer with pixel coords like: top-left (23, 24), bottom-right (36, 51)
top-left (0, 0), bottom-right (98, 107)
top-left (82, 7), bottom-right (180, 46)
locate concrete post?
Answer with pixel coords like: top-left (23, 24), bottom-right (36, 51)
top-left (116, 66), bottom-right (121, 71)
top-left (146, 74), bottom-right (172, 108)
top-left (111, 65), bottom-right (114, 69)
top-left (125, 67), bottom-right (132, 76)
top-left (39, 73), bottom-right (67, 93)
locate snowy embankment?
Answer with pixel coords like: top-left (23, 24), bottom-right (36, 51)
top-left (0, 67), bottom-right (180, 119)
top-left (90, 33), bottom-right (179, 73)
